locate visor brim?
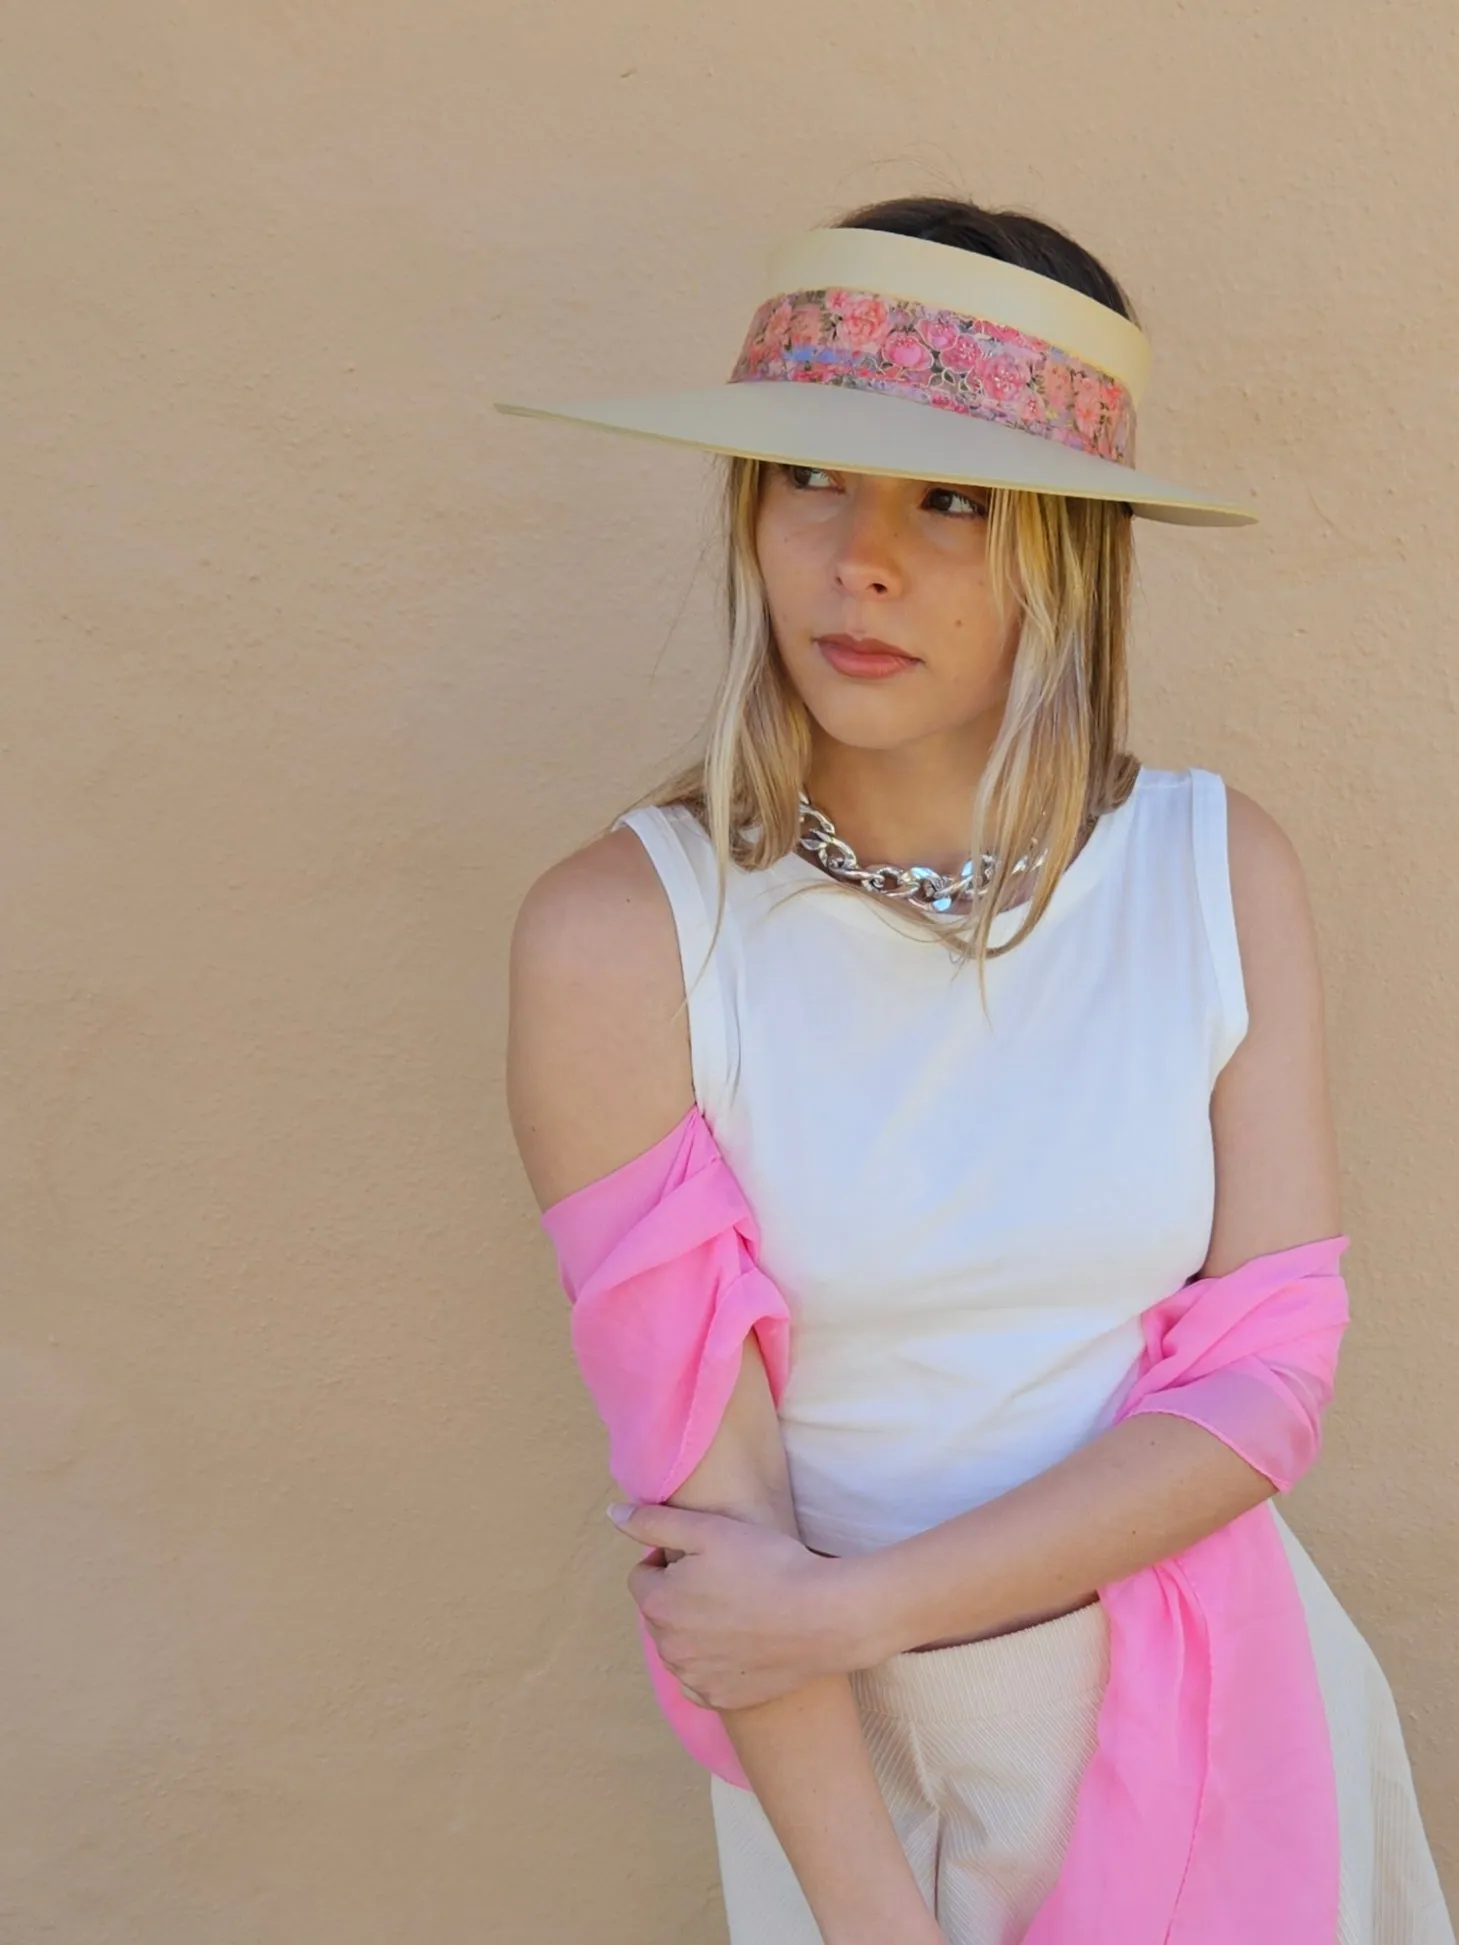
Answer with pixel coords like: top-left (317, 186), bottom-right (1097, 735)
top-left (494, 379), bottom-right (1256, 529)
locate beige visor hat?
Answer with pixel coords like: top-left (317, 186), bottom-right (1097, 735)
top-left (494, 224), bottom-right (1255, 530)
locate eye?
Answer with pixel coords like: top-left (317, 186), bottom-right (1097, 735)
top-left (925, 484), bottom-right (989, 519)
top-left (781, 465), bottom-right (987, 518)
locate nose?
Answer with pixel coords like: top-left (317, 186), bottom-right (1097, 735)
top-left (832, 481), bottom-right (905, 599)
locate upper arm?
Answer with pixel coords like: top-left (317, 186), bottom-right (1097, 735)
top-left (508, 822), bottom-right (795, 1527)
top-left (507, 826), bottom-right (695, 1212)
top-left (1200, 785), bottom-right (1345, 1278)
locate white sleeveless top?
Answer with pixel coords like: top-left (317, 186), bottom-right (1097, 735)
top-left (612, 765), bottom-right (1248, 1557)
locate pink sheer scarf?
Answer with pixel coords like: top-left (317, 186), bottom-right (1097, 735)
top-left (540, 1102), bottom-right (1349, 1943)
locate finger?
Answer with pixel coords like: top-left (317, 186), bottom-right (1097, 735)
top-left (626, 1560), bottom-right (664, 1609)
top-left (606, 1500), bottom-right (713, 1554)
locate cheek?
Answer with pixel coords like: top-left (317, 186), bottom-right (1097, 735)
top-left (756, 523), bottom-right (817, 617)
top-left (940, 554), bottom-right (1014, 643)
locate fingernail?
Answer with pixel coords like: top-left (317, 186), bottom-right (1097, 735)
top-left (606, 1503), bottom-right (633, 1525)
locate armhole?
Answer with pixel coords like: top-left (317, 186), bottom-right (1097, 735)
top-left (612, 806), bottom-right (732, 1127)
top-left (1189, 768), bottom-right (1251, 1083)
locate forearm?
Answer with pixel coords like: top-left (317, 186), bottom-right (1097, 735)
top-left (844, 1411), bottom-right (1277, 1663)
top-left (667, 1340), bottom-right (941, 1944)
top-left (715, 1679), bottom-right (939, 1944)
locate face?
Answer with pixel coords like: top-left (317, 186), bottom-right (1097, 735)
top-left (754, 462), bottom-right (1021, 759)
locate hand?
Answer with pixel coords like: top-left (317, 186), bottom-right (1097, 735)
top-left (606, 1501), bottom-right (855, 1711)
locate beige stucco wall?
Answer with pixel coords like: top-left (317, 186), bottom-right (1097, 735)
top-left (3, 4), bottom-right (1455, 1939)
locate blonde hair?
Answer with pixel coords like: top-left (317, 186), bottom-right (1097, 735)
top-left (608, 450), bottom-right (1142, 1026)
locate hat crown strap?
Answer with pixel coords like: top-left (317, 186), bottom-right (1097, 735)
top-left (730, 285), bottom-right (1136, 466)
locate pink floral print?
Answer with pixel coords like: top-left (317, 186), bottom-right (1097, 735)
top-left (729, 284), bottom-right (1135, 464)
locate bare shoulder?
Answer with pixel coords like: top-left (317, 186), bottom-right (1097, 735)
top-left (506, 824), bottom-right (695, 1212)
top-left (1201, 782), bottom-right (1344, 1275)
top-left (1224, 783), bottom-right (1315, 943)
top-left (1222, 784), bottom-right (1330, 1048)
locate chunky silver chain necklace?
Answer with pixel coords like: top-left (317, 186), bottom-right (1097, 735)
top-left (796, 790), bottom-right (1053, 917)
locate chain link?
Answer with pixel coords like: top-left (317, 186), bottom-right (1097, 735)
top-left (795, 793), bottom-right (1052, 917)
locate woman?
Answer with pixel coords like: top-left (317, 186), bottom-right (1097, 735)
top-left (501, 197), bottom-right (1452, 1943)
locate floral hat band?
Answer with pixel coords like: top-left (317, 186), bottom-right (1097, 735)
top-left (729, 284), bottom-right (1137, 466)
top-left (495, 225), bottom-right (1255, 528)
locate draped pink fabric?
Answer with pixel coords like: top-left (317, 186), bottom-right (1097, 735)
top-left (1023, 1228), bottom-right (1349, 1944)
top-left (539, 1104), bottom-right (789, 1786)
top-left (539, 1102), bottom-right (1351, 1942)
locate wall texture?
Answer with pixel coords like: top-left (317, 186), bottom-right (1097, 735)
top-left (3, 4), bottom-right (1455, 1940)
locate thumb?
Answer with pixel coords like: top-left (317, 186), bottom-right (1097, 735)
top-left (606, 1500), bottom-right (712, 1552)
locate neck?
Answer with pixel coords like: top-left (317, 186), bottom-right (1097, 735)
top-left (803, 741), bottom-right (997, 880)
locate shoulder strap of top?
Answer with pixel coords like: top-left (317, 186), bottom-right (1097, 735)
top-left (1188, 768), bottom-right (1251, 1081)
top-left (612, 805), bottom-right (734, 1125)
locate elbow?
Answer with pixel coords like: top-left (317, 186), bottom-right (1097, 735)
top-left (667, 1466), bottom-right (798, 1536)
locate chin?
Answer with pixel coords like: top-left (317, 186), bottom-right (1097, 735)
top-left (779, 652), bottom-right (925, 741)
top-left (800, 695), bottom-right (928, 752)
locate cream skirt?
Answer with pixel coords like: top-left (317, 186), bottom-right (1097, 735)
top-left (709, 1511), bottom-right (1453, 1944)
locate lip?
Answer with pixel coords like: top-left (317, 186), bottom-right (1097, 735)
top-left (815, 635), bottom-right (920, 679)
